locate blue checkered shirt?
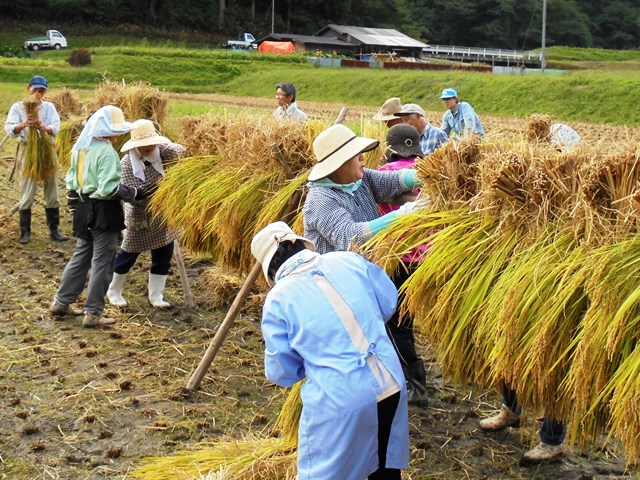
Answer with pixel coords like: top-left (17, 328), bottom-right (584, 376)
top-left (303, 168), bottom-right (409, 254)
top-left (420, 124), bottom-right (448, 155)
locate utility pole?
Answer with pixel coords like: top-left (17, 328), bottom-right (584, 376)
top-left (271, 0), bottom-right (275, 34)
top-left (541, 0), bottom-right (547, 73)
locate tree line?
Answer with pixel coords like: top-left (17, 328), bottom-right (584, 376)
top-left (4, 0), bottom-right (639, 50)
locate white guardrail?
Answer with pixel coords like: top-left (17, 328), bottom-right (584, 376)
top-left (423, 45), bottom-right (541, 61)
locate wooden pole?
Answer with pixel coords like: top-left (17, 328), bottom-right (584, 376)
top-left (333, 107), bottom-right (349, 125)
top-left (173, 241), bottom-right (195, 308)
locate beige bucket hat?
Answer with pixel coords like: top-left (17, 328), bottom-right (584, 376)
top-left (251, 221), bottom-right (315, 285)
top-left (121, 119), bottom-right (170, 152)
top-left (308, 124), bottom-right (379, 182)
top-left (372, 97), bottom-right (402, 121)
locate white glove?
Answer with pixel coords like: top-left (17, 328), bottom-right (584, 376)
top-left (396, 194), bottom-right (432, 214)
top-left (396, 201), bottom-right (418, 214)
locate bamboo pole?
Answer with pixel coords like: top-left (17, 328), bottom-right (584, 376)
top-left (185, 261), bottom-right (262, 391)
top-left (173, 241), bottom-right (195, 308)
top-left (185, 145), bottom-right (303, 391)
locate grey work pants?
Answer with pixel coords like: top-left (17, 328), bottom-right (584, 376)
top-left (16, 143), bottom-right (61, 210)
top-left (54, 229), bottom-right (119, 316)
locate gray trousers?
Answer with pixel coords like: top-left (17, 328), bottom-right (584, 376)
top-left (16, 143), bottom-right (61, 210)
top-left (55, 230), bottom-right (119, 315)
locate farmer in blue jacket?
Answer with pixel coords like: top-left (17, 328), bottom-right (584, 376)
top-left (251, 221), bottom-right (409, 480)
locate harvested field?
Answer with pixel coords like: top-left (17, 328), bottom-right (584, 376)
top-left (0, 93), bottom-right (637, 479)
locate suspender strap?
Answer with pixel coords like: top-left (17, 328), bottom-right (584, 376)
top-left (312, 273), bottom-right (399, 400)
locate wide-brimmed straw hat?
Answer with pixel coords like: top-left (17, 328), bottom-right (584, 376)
top-left (386, 124), bottom-right (423, 159)
top-left (308, 124), bottom-right (379, 181)
top-left (372, 97), bottom-right (402, 121)
top-left (121, 119), bottom-right (170, 152)
top-left (251, 221), bottom-right (315, 285)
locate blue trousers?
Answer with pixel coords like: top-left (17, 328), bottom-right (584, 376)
top-left (502, 384), bottom-right (565, 446)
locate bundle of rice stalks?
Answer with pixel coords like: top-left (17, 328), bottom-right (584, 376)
top-left (21, 98), bottom-right (58, 182)
top-left (525, 113), bottom-right (552, 144)
top-left (415, 137), bottom-right (481, 211)
top-left (360, 119), bottom-right (387, 169)
top-left (203, 170), bottom-right (280, 271)
top-left (479, 233), bottom-right (588, 411)
top-left (579, 147), bottom-right (640, 245)
top-left (254, 174), bottom-right (308, 236)
top-left (47, 88), bottom-right (82, 120)
top-left (131, 383), bottom-right (303, 480)
top-left (88, 80), bottom-right (168, 127)
top-left (178, 115), bottom-right (321, 176)
top-left (197, 267), bottom-right (261, 309)
top-left (55, 117), bottom-right (84, 172)
top-left (473, 140), bottom-right (588, 239)
top-left (132, 436), bottom-right (297, 480)
top-left (561, 237), bottom-right (640, 452)
top-left (153, 116), bottom-right (326, 273)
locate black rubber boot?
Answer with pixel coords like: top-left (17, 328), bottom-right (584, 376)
top-left (45, 207), bottom-right (68, 242)
top-left (402, 359), bottom-right (429, 407)
top-left (19, 209), bottom-right (31, 244)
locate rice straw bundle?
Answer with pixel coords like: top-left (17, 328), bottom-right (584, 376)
top-left (152, 116), bottom-right (325, 272)
top-left (414, 137), bottom-right (482, 211)
top-left (361, 128), bottom-right (640, 463)
top-left (525, 114), bottom-right (552, 144)
top-left (86, 80), bottom-right (169, 152)
top-left (21, 97), bottom-right (58, 182)
top-left (561, 238), bottom-right (640, 450)
top-left (55, 117), bottom-right (84, 172)
top-left (198, 267), bottom-right (261, 309)
top-left (579, 147), bottom-right (640, 245)
top-left (132, 383), bottom-right (303, 480)
top-left (177, 115), bottom-right (320, 175)
top-left (47, 88), bottom-right (82, 120)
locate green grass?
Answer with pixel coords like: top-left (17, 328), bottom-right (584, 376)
top-left (544, 46), bottom-right (640, 62)
top-left (1, 43), bottom-right (639, 125)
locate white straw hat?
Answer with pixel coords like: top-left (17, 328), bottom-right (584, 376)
top-left (251, 221), bottom-right (314, 285)
top-left (308, 124), bottom-right (379, 182)
top-left (372, 97), bottom-right (402, 121)
top-left (121, 119), bottom-right (170, 152)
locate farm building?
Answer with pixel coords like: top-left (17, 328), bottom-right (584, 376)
top-left (315, 24), bottom-right (428, 59)
top-left (257, 33), bottom-right (356, 56)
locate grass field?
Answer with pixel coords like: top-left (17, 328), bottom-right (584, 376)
top-left (1, 23), bottom-right (640, 126)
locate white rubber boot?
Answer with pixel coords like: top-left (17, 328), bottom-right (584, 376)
top-left (107, 273), bottom-right (128, 307)
top-left (148, 273), bottom-right (171, 308)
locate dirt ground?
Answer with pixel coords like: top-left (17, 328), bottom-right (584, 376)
top-left (0, 98), bottom-right (637, 480)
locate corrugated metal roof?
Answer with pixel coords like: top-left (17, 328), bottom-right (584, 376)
top-left (318, 25), bottom-right (428, 49)
top-left (258, 33), bottom-right (355, 48)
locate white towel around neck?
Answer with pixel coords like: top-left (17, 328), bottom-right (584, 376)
top-left (130, 146), bottom-right (164, 182)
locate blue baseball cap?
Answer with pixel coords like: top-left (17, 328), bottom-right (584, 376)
top-left (29, 75), bottom-right (48, 89)
top-left (440, 88), bottom-right (457, 99)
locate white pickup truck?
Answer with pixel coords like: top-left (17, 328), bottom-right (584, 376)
top-left (24, 30), bottom-right (68, 51)
top-left (221, 33), bottom-right (257, 50)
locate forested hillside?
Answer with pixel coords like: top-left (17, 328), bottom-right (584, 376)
top-left (2, 0), bottom-right (639, 50)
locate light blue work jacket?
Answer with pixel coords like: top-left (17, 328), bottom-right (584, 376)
top-left (261, 250), bottom-right (409, 480)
